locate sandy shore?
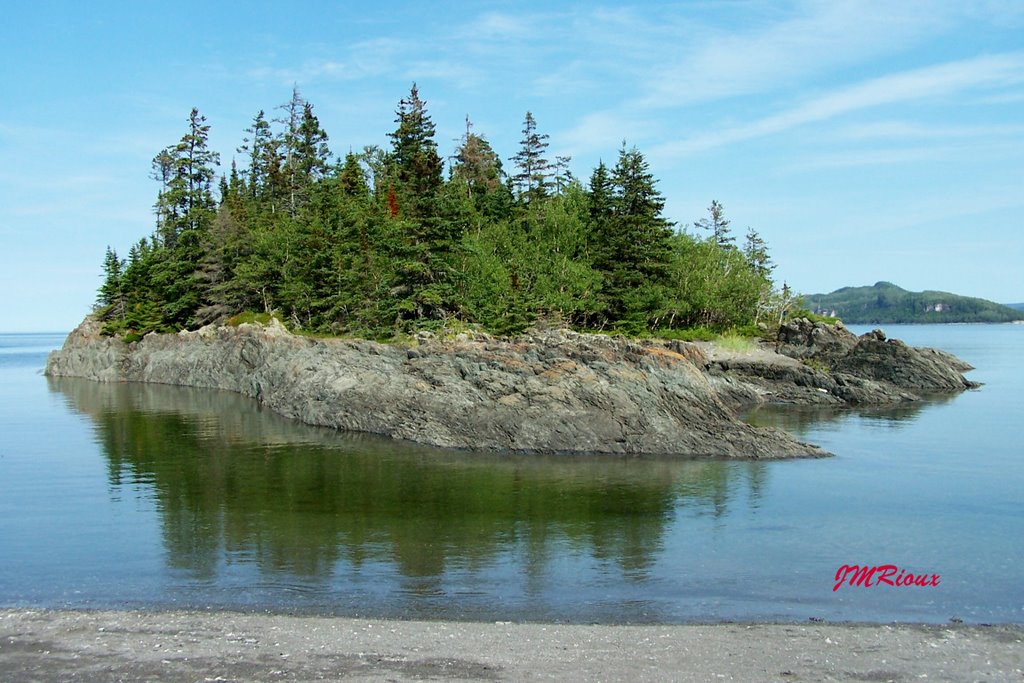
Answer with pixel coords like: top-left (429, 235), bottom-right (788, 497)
top-left (1, 610), bottom-right (1021, 682)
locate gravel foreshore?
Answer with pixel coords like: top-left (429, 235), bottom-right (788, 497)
top-left (1, 609), bottom-right (1021, 682)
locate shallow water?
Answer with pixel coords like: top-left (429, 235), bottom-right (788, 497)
top-left (0, 326), bottom-right (1020, 623)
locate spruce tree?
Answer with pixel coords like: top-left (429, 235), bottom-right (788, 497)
top-left (587, 161), bottom-right (614, 229)
top-left (386, 85), bottom-right (457, 326)
top-left (238, 110), bottom-right (280, 210)
top-left (389, 83), bottom-right (443, 218)
top-left (743, 227), bottom-right (773, 278)
top-left (149, 108), bottom-right (221, 328)
top-left (452, 117), bottom-right (503, 199)
top-left (510, 112), bottom-right (552, 204)
top-left (590, 145), bottom-right (673, 330)
top-left (152, 108), bottom-right (220, 247)
top-left (695, 200), bottom-right (734, 247)
top-left (97, 246), bottom-right (126, 319)
top-left (451, 117), bottom-right (511, 220)
top-left (338, 151), bottom-right (369, 198)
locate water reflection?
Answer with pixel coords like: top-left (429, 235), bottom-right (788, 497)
top-left (744, 393), bottom-right (960, 436)
top-left (49, 377), bottom-right (768, 617)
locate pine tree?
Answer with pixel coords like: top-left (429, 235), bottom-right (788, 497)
top-left (273, 88), bottom-right (331, 218)
top-left (451, 117), bottom-right (511, 220)
top-left (296, 102), bottom-right (330, 182)
top-left (587, 161), bottom-right (614, 227)
top-left (553, 155), bottom-right (574, 194)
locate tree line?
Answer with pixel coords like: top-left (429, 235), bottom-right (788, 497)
top-left (97, 84), bottom-right (784, 340)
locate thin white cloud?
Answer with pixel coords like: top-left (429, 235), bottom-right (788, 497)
top-left (402, 60), bottom-right (483, 89)
top-left (638, 0), bottom-right (955, 108)
top-left (651, 52), bottom-right (1024, 158)
top-left (978, 90), bottom-right (1024, 104)
top-left (833, 120), bottom-right (1024, 141)
top-left (561, 111), bottom-right (659, 156)
top-left (462, 12), bottom-right (535, 41)
top-left (782, 143), bottom-right (1018, 171)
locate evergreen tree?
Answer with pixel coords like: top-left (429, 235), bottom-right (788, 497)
top-left (95, 85), bottom-right (781, 340)
top-left (338, 151), bottom-right (369, 198)
top-left (152, 108), bottom-right (220, 248)
top-left (150, 148), bottom-right (176, 246)
top-left (590, 145), bottom-right (674, 330)
top-left (388, 83), bottom-right (443, 218)
top-left (587, 161), bottom-right (614, 227)
top-left (553, 155), bottom-right (574, 194)
top-left (97, 246), bottom-right (126, 319)
top-left (695, 199), bottom-right (734, 247)
top-left (385, 85), bottom-right (459, 326)
top-left (194, 202), bottom-right (255, 325)
top-left (272, 88), bottom-right (331, 218)
top-left (148, 108), bottom-right (221, 327)
top-left (296, 103), bottom-right (330, 181)
top-left (451, 117), bottom-right (512, 221)
top-left (510, 111), bottom-right (552, 204)
top-left (238, 110), bottom-right (279, 206)
top-left (743, 227), bottom-right (773, 278)
top-left (452, 117), bottom-right (503, 198)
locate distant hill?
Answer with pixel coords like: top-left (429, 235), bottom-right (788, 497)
top-left (804, 282), bottom-right (1024, 324)
top-left (1006, 303), bottom-right (1024, 312)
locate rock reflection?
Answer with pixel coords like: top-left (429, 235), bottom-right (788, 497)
top-left (744, 393), bottom-right (960, 436)
top-left (50, 377), bottom-right (768, 613)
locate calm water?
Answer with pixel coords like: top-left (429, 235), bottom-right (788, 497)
top-left (0, 326), bottom-right (1021, 623)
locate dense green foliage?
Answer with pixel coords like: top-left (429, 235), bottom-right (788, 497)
top-left (96, 86), bottom-right (784, 339)
top-left (806, 281), bottom-right (1024, 324)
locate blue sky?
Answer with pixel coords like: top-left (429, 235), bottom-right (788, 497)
top-left (2, 1), bottom-right (1022, 332)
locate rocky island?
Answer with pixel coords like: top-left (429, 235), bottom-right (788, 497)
top-left (45, 316), bottom-right (977, 459)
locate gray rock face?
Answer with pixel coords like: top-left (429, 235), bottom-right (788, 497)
top-left (46, 317), bottom-right (977, 458)
top-left (706, 319), bottom-right (978, 407)
top-left (46, 317), bottom-right (827, 459)
top-left (775, 317), bottom-right (859, 361)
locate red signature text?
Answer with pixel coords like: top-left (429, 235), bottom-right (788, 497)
top-left (833, 564), bottom-right (940, 592)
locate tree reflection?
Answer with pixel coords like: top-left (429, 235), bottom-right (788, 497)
top-left (50, 377), bottom-right (767, 600)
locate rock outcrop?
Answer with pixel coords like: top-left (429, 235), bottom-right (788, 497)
top-left (705, 318), bottom-right (978, 407)
top-left (45, 317), bottom-right (978, 459)
top-left (46, 317), bottom-right (827, 459)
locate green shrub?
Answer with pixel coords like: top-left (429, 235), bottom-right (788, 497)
top-left (716, 333), bottom-right (757, 353)
top-left (789, 309), bottom-right (841, 325)
top-left (801, 357), bottom-right (831, 373)
top-left (652, 326), bottom-right (718, 342)
top-left (226, 311), bottom-right (282, 327)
